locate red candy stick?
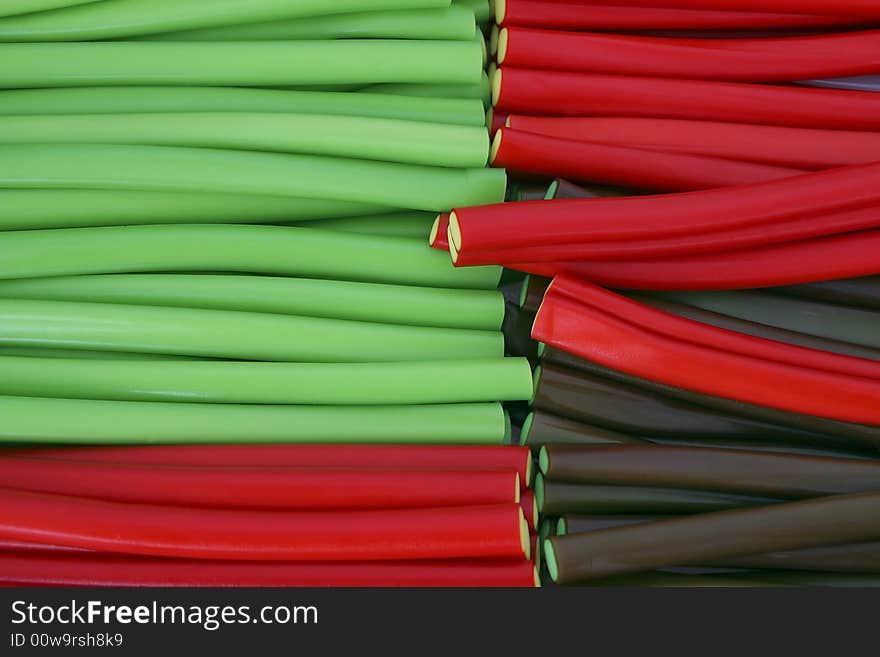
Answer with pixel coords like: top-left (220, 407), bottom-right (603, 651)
top-left (0, 553), bottom-right (539, 587)
top-left (532, 277), bottom-right (880, 424)
top-left (7, 444), bottom-right (532, 487)
top-left (507, 116), bottom-right (880, 170)
top-left (497, 0), bottom-right (872, 30)
top-left (509, 230), bottom-right (880, 290)
top-left (0, 489), bottom-right (529, 561)
top-left (497, 26), bottom-right (880, 82)
top-left (451, 203), bottom-right (880, 265)
top-left (493, 68), bottom-right (880, 130)
top-left (0, 458), bottom-right (519, 510)
top-left (449, 161), bottom-right (880, 252)
top-left (490, 126), bottom-right (804, 192)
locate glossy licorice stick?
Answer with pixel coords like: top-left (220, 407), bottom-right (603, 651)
top-left (495, 0), bottom-right (872, 30)
top-left (557, 515), bottom-right (674, 536)
top-left (0, 225), bottom-right (502, 289)
top-left (556, 514), bottom-right (880, 573)
top-left (507, 116), bottom-right (880, 171)
top-left (540, 445), bottom-right (880, 500)
top-left (448, 161), bottom-right (880, 253)
top-left (0, 396), bottom-right (508, 445)
top-left (0, 457), bottom-right (520, 510)
top-left (0, 0), bottom-right (452, 41)
top-left (776, 276), bottom-right (880, 311)
top-left (520, 275), bottom-right (551, 314)
top-left (533, 277), bottom-right (880, 425)
top-left (0, 113), bottom-right (490, 169)
top-left (0, 87), bottom-right (486, 127)
top-left (544, 492), bottom-right (880, 584)
top-left (492, 68), bottom-right (880, 130)
top-left (455, 203), bottom-right (880, 266)
top-left (497, 27), bottom-right (880, 82)
top-left (650, 291), bottom-right (880, 350)
top-left (0, 554), bottom-right (539, 588)
top-left (546, 179), bottom-right (629, 200)
top-left (631, 294), bottom-right (880, 362)
top-left (0, 299), bottom-right (503, 362)
top-left (531, 363), bottom-right (842, 441)
top-left (7, 445), bottom-right (534, 487)
top-left (299, 212), bottom-right (436, 239)
top-left (519, 411), bottom-right (648, 448)
top-left (0, 273), bottom-right (505, 330)
top-left (489, 127), bottom-right (804, 193)
top-left (540, 345), bottom-right (880, 456)
top-left (802, 75), bottom-right (880, 92)
top-left (0, 489), bottom-right (528, 561)
top-left (0, 357), bottom-right (531, 405)
top-left (148, 7), bottom-right (476, 42)
top-left (515, 229), bottom-right (880, 291)
top-left (0, 190), bottom-right (390, 232)
top-left (535, 475), bottom-right (779, 516)
top-left (502, 302), bottom-right (539, 362)
top-left (0, 145), bottom-right (506, 213)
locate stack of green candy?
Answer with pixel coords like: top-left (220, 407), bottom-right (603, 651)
top-left (0, 0), bottom-right (528, 446)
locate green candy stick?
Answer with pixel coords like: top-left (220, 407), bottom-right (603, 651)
top-left (294, 211), bottom-right (436, 238)
top-left (0, 190), bottom-right (388, 231)
top-left (0, 144), bottom-right (506, 212)
top-left (0, 396), bottom-right (508, 445)
top-left (0, 87), bottom-right (487, 127)
top-left (0, 225), bottom-right (502, 289)
top-left (0, 113), bottom-right (489, 168)
top-left (149, 7), bottom-right (475, 42)
top-left (0, 0), bottom-right (98, 18)
top-left (0, 41), bottom-right (482, 87)
top-left (0, 357), bottom-right (532, 405)
top-left (366, 70), bottom-right (491, 107)
top-left (0, 274), bottom-right (506, 330)
top-left (0, 0), bottom-right (450, 41)
top-left (0, 299), bottom-right (503, 362)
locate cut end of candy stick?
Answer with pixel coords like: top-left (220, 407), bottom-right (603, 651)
top-left (530, 364), bottom-right (542, 404)
top-left (520, 507), bottom-right (531, 559)
top-left (533, 565), bottom-right (541, 588)
top-left (495, 0), bottom-right (506, 25)
top-left (429, 214), bottom-right (442, 246)
top-left (497, 28), bottom-right (509, 65)
top-left (448, 211), bottom-right (463, 263)
top-left (515, 472), bottom-right (522, 504)
top-left (556, 517), bottom-right (567, 536)
top-left (534, 472), bottom-right (544, 511)
top-left (519, 411), bottom-right (534, 445)
top-left (524, 451), bottom-right (533, 486)
top-left (536, 342), bottom-right (546, 358)
top-left (503, 409), bottom-right (512, 443)
top-left (544, 538), bottom-right (559, 582)
top-left (489, 25), bottom-right (500, 57)
top-left (489, 128), bottom-right (503, 165)
top-left (504, 115), bottom-right (512, 128)
top-left (491, 67), bottom-right (503, 107)
top-left (545, 179), bottom-right (558, 198)
top-left (538, 444), bottom-right (549, 475)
